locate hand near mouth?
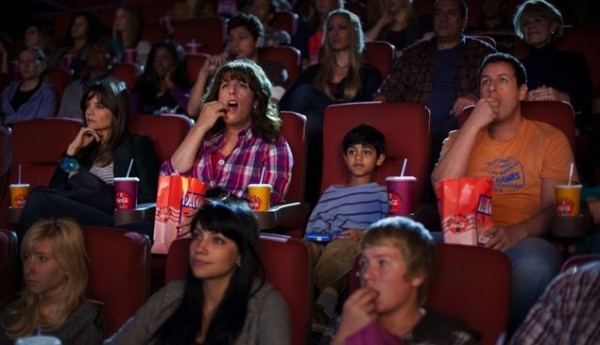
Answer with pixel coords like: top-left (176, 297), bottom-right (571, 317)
top-left (464, 97), bottom-right (500, 131)
top-left (67, 127), bottom-right (101, 156)
top-left (195, 101), bottom-right (228, 132)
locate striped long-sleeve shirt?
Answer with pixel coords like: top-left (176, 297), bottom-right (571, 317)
top-left (305, 182), bottom-right (387, 235)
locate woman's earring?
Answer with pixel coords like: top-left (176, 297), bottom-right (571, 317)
top-left (237, 259), bottom-right (241, 267)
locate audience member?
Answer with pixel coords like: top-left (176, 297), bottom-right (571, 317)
top-left (465, 0), bottom-right (515, 53)
top-left (375, 0), bottom-right (496, 180)
top-left (513, 0), bottom-right (593, 124)
top-left (323, 216), bottom-right (478, 345)
top-left (111, 5), bottom-right (151, 65)
top-left (22, 20), bottom-right (56, 60)
top-left (161, 59), bottom-right (292, 204)
top-left (49, 12), bottom-right (108, 79)
top-left (168, 0), bottom-right (216, 21)
top-left (509, 261), bottom-right (600, 344)
top-left (104, 199), bottom-right (291, 344)
top-left (514, 0), bottom-right (594, 183)
top-left (187, 13), bottom-right (288, 117)
top-left (57, 40), bottom-right (119, 119)
top-left (431, 53), bottom-right (571, 334)
top-left (246, 0), bottom-right (292, 47)
top-left (17, 80), bottom-right (159, 241)
top-left (131, 39), bottom-right (190, 115)
top-left (292, 0), bottom-right (344, 67)
top-left (0, 218), bottom-right (105, 345)
top-left (306, 124), bottom-right (388, 332)
top-left (365, 0), bottom-right (424, 51)
top-left (281, 9), bottom-right (382, 205)
top-left (1, 46), bottom-right (56, 126)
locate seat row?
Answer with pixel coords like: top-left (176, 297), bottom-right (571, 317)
top-left (6, 222), bottom-right (596, 345)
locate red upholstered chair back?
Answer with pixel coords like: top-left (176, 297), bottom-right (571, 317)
top-left (279, 111), bottom-right (306, 202)
top-left (172, 17), bottom-right (226, 55)
top-left (44, 67), bottom-right (71, 108)
top-left (111, 62), bottom-right (142, 90)
top-left (185, 53), bottom-right (210, 84)
top-left (0, 126), bottom-right (10, 203)
top-left (259, 46), bottom-right (301, 88)
top-left (346, 1), bottom-right (367, 25)
top-left (83, 226), bottom-right (151, 335)
top-left (128, 114), bottom-right (193, 163)
top-left (165, 233), bottom-right (312, 345)
top-left (467, 35), bottom-right (497, 48)
top-left (0, 228), bottom-right (18, 305)
top-left (348, 243), bottom-right (511, 345)
top-left (272, 10), bottom-right (298, 36)
top-left (364, 40), bottom-right (395, 78)
top-left (459, 101), bottom-right (576, 152)
top-left (0, 118), bottom-right (82, 228)
top-left (322, 102), bottom-right (431, 206)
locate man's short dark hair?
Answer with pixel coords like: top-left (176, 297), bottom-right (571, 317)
top-left (434, 0), bottom-right (468, 19)
top-left (227, 13), bottom-right (264, 39)
top-left (342, 124), bottom-right (386, 156)
top-left (479, 52), bottom-right (528, 87)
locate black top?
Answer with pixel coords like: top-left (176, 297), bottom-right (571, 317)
top-left (10, 82), bottom-right (41, 111)
top-left (50, 133), bottom-right (160, 203)
top-left (521, 43), bottom-right (593, 115)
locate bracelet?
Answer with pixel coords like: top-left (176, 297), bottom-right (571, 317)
top-left (60, 155), bottom-right (80, 174)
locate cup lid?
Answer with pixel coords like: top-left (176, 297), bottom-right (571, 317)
top-left (114, 177), bottom-right (140, 181)
top-left (385, 176), bottom-right (417, 181)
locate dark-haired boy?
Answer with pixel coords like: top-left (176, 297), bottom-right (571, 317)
top-left (306, 124), bottom-right (388, 331)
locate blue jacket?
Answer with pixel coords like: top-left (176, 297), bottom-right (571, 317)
top-left (1, 81), bottom-right (57, 125)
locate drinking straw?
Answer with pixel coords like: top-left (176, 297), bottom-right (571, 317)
top-left (400, 158), bottom-right (408, 177)
top-left (126, 159), bottom-right (134, 178)
top-left (18, 164), bottom-right (22, 184)
top-left (259, 166), bottom-right (266, 184)
top-left (568, 162), bottom-right (574, 186)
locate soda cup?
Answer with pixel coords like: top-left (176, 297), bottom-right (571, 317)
top-left (9, 184), bottom-right (30, 208)
top-left (555, 184), bottom-right (582, 216)
top-left (247, 184), bottom-right (271, 211)
top-left (114, 177), bottom-right (140, 210)
top-left (385, 176), bottom-right (416, 216)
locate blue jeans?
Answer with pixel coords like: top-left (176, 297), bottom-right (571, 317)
top-left (505, 237), bottom-right (562, 334)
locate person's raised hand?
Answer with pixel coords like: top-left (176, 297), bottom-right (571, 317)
top-left (333, 287), bottom-right (379, 343)
top-left (195, 101), bottom-right (227, 132)
top-left (67, 127), bottom-right (101, 156)
top-left (463, 97), bottom-right (500, 132)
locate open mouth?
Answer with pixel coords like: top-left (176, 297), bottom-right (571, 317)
top-left (227, 100), bottom-right (238, 110)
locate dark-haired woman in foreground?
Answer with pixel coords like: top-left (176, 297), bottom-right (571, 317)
top-left (105, 199), bottom-right (291, 344)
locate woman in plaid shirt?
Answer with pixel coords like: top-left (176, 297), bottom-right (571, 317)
top-left (161, 59), bottom-right (293, 204)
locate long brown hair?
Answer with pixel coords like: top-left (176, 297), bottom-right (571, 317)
top-left (203, 59), bottom-right (281, 143)
top-left (313, 9), bottom-right (365, 100)
top-left (112, 5), bottom-right (142, 49)
top-left (79, 79), bottom-right (129, 166)
top-left (1, 218), bottom-right (89, 339)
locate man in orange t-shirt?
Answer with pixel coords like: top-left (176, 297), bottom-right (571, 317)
top-left (432, 52), bottom-right (573, 335)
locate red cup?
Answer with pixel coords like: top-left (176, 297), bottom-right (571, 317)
top-left (385, 176), bottom-right (416, 216)
top-left (114, 177), bottom-right (139, 210)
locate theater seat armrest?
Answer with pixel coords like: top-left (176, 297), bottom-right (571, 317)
top-left (254, 202), bottom-right (311, 231)
top-left (114, 203), bottom-right (157, 226)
